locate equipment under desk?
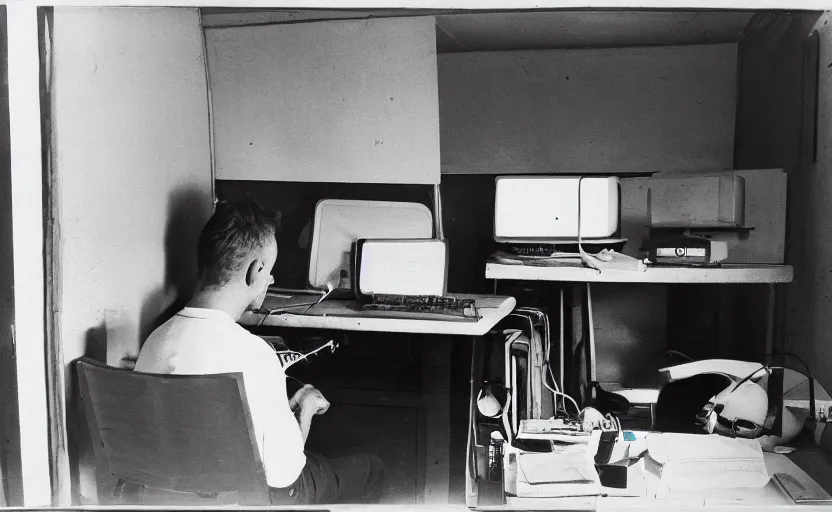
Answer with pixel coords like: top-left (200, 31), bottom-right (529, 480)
top-left (240, 292), bottom-right (516, 506)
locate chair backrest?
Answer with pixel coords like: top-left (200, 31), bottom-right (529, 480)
top-left (76, 357), bottom-right (269, 505)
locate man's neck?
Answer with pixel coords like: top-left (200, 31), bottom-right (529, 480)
top-left (187, 286), bottom-right (249, 321)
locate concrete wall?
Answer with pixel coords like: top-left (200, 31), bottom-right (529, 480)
top-left (439, 44), bottom-right (737, 174)
top-left (49, 7), bottom-right (213, 503)
top-left (733, 12), bottom-right (827, 386)
top-left (783, 12), bottom-right (832, 391)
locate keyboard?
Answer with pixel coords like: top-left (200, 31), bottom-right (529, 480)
top-left (362, 294), bottom-right (478, 319)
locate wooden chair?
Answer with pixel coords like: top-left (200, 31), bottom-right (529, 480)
top-left (76, 357), bottom-right (270, 505)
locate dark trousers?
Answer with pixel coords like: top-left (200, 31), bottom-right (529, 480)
top-left (269, 451), bottom-right (385, 505)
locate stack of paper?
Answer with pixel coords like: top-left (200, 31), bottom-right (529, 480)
top-left (517, 419), bottom-right (591, 444)
top-left (644, 433), bottom-right (769, 499)
top-left (515, 445), bottom-right (600, 498)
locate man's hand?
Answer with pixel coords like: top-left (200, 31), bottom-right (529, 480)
top-left (290, 384), bottom-right (329, 445)
top-left (289, 384), bottom-right (313, 412)
top-left (290, 384), bottom-right (330, 416)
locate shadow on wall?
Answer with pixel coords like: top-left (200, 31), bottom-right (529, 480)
top-left (139, 185), bottom-right (211, 349)
top-left (66, 324), bottom-right (107, 504)
top-left (67, 184), bottom-right (212, 504)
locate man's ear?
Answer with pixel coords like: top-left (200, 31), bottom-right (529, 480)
top-left (246, 259), bottom-right (262, 287)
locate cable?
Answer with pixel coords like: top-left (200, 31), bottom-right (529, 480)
top-left (256, 309), bottom-right (273, 328)
top-left (544, 377), bottom-right (581, 416)
top-left (665, 349), bottom-right (694, 362)
top-left (521, 306), bottom-right (580, 416)
top-left (541, 311), bottom-right (563, 414)
top-left (255, 283), bottom-right (338, 327)
top-left (576, 176), bottom-right (602, 273)
top-left (501, 393), bottom-right (514, 445)
top-left (767, 351), bottom-right (816, 420)
top-left (506, 330), bottom-right (529, 434)
top-left (515, 308), bottom-right (568, 415)
top-left (731, 365), bottom-right (784, 393)
top-left (768, 351), bottom-right (812, 376)
top-left (256, 302), bottom-right (322, 327)
top-left (541, 316), bottom-right (581, 416)
top-left (507, 309), bottom-right (582, 418)
top-left (286, 374), bottom-right (306, 386)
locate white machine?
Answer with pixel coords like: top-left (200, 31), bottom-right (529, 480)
top-left (493, 176), bottom-right (621, 243)
top-left (658, 359), bottom-right (804, 450)
top-left (307, 199), bottom-right (434, 292)
top-left (354, 238), bottom-right (448, 297)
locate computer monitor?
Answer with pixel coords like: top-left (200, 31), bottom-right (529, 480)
top-left (354, 238), bottom-right (448, 297)
top-left (493, 176), bottom-right (620, 243)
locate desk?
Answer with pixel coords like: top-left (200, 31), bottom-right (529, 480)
top-left (473, 261), bottom-right (811, 509)
top-left (495, 452), bottom-right (828, 511)
top-left (242, 293), bottom-right (516, 505)
top-left (240, 295), bottom-right (517, 336)
top-left (486, 261), bottom-right (794, 404)
top-left (486, 262), bottom-right (794, 284)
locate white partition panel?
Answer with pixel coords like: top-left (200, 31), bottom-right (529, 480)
top-left (206, 17), bottom-right (440, 184)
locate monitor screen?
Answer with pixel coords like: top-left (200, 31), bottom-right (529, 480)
top-left (493, 176), bottom-right (620, 243)
top-left (357, 239), bottom-right (447, 296)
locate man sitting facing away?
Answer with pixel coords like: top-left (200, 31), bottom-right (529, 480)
top-left (134, 199), bottom-right (384, 505)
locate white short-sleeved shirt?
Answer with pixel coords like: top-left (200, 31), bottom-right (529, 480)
top-left (134, 307), bottom-right (306, 488)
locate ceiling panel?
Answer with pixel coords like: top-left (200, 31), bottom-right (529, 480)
top-left (435, 11), bottom-right (755, 52)
top-left (200, 8), bottom-right (442, 27)
top-left (200, 9), bottom-right (756, 52)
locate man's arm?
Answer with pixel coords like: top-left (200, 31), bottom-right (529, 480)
top-left (291, 386), bottom-right (330, 444)
top-left (296, 405), bottom-right (316, 444)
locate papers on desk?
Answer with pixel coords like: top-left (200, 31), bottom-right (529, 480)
top-left (512, 433), bottom-right (648, 499)
top-left (491, 250), bottom-right (646, 272)
top-left (506, 433), bottom-right (828, 508)
top-left (517, 418), bottom-right (591, 444)
top-left (519, 449), bottom-right (592, 484)
top-left (644, 433), bottom-right (769, 499)
top-left (507, 431), bottom-right (776, 502)
top-left (515, 444), bottom-right (600, 498)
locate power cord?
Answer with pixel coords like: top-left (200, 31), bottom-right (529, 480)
top-left (510, 309), bottom-right (581, 416)
top-left (286, 374), bottom-right (306, 386)
top-left (256, 281), bottom-right (340, 327)
top-left (767, 351), bottom-right (815, 420)
top-left (256, 302), bottom-right (321, 327)
top-left (577, 176), bottom-right (602, 273)
top-left (522, 308), bottom-right (581, 416)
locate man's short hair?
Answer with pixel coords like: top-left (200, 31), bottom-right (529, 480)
top-left (197, 199), bottom-right (277, 287)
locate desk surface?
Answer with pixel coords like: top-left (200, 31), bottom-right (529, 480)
top-left (486, 262), bottom-right (794, 284)
top-left (496, 452), bottom-right (827, 511)
top-left (239, 295), bottom-right (517, 336)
